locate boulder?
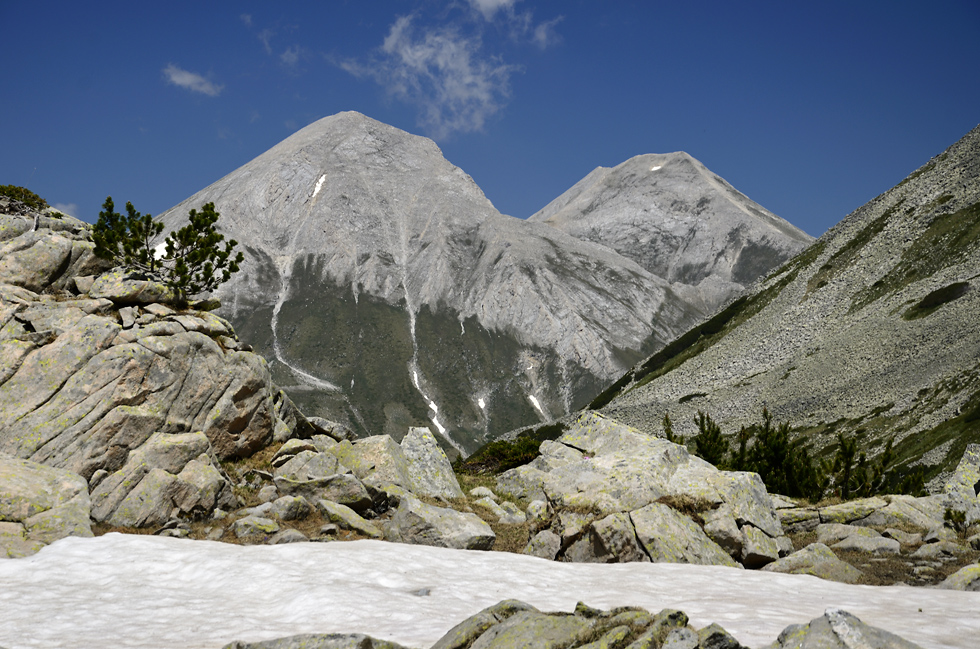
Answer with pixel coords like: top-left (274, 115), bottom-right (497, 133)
top-left (702, 505), bottom-right (743, 558)
top-left (384, 496), bottom-right (494, 550)
top-left (0, 453), bottom-right (93, 557)
top-left (233, 515), bottom-right (280, 541)
top-left (88, 268), bottom-right (177, 305)
top-left (565, 512), bottom-right (649, 564)
top-left (89, 432), bottom-right (235, 527)
top-left (740, 525), bottom-right (779, 568)
top-left (831, 534), bottom-right (900, 556)
top-left (817, 497), bottom-right (888, 525)
top-left (761, 543), bottom-right (864, 584)
top-left (269, 496), bottom-right (312, 521)
top-left (942, 444), bottom-right (980, 526)
top-left (815, 523), bottom-right (880, 546)
top-left (630, 502), bottom-right (739, 567)
top-left (329, 429), bottom-right (463, 500)
top-left (328, 436), bottom-right (414, 494)
top-left (273, 450), bottom-right (345, 481)
top-left (938, 563), bottom-right (980, 591)
top-left (909, 540), bottom-right (969, 560)
top-left (316, 499), bottom-right (383, 539)
top-left (523, 530), bottom-right (561, 560)
top-left (767, 608), bottom-right (923, 649)
top-left (850, 495), bottom-right (944, 530)
top-left (223, 633), bottom-right (408, 649)
top-left (777, 507), bottom-right (820, 534)
top-left (274, 474), bottom-right (372, 513)
top-left (400, 427), bottom-right (464, 500)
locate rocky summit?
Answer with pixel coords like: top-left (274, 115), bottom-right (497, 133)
top-left (594, 123), bottom-right (980, 486)
top-left (530, 151), bottom-right (813, 314)
top-left (156, 111), bottom-right (808, 454)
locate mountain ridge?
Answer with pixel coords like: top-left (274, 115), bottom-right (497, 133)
top-left (158, 111), bottom-right (809, 453)
top-left (591, 123), bottom-right (980, 486)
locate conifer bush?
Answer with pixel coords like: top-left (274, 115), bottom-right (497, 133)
top-left (93, 196), bottom-right (243, 305)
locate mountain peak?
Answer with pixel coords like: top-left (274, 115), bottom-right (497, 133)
top-left (529, 151), bottom-right (813, 302)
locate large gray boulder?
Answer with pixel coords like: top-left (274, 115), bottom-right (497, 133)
top-left (942, 444), bottom-right (980, 526)
top-left (766, 608), bottom-right (923, 649)
top-left (328, 428), bottom-right (463, 500)
top-left (761, 543), bottom-right (864, 584)
top-left (496, 412), bottom-right (781, 568)
top-left (89, 432), bottom-right (236, 527)
top-left (385, 495), bottom-right (494, 550)
top-left (630, 502), bottom-right (740, 568)
top-left (0, 453), bottom-right (93, 557)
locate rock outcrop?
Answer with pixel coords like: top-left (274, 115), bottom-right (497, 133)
top-left (224, 600), bottom-right (925, 649)
top-left (0, 215), bottom-right (313, 553)
top-left (0, 453), bottom-right (93, 557)
top-left (496, 412), bottom-right (788, 567)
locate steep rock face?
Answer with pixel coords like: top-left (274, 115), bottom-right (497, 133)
top-left (158, 112), bottom-right (794, 453)
top-left (0, 214), bottom-right (311, 536)
top-left (529, 152), bottom-right (813, 313)
top-left (596, 124), bottom-right (980, 485)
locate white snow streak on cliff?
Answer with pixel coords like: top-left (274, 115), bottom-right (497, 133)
top-left (267, 175), bottom-right (340, 392)
top-left (271, 259), bottom-right (340, 391)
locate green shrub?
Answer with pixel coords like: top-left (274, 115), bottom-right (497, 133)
top-left (93, 196), bottom-right (243, 305)
top-left (0, 185), bottom-right (48, 210)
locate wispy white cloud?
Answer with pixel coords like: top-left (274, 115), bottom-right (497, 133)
top-left (52, 203), bottom-right (78, 218)
top-left (467, 0), bottom-right (520, 21)
top-left (258, 29), bottom-right (274, 55)
top-left (162, 64), bottom-right (223, 97)
top-left (532, 16), bottom-right (563, 49)
top-left (280, 45), bottom-right (301, 66)
top-left (341, 15), bottom-right (518, 140)
top-left (240, 14), bottom-right (252, 27)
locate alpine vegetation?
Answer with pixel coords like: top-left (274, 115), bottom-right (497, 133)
top-left (93, 197), bottom-right (243, 305)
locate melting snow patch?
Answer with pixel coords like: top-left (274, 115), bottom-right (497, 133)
top-left (430, 414), bottom-right (447, 435)
top-left (650, 165), bottom-right (663, 171)
top-left (428, 401), bottom-right (439, 414)
top-left (528, 394), bottom-right (546, 418)
top-left (311, 173), bottom-right (327, 200)
top-left (477, 397), bottom-right (486, 410)
top-left (0, 535), bottom-right (977, 649)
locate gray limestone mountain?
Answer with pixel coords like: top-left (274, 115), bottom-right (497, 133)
top-left (158, 111), bottom-right (809, 454)
top-left (592, 123), bottom-right (980, 488)
top-left (529, 151), bottom-right (814, 314)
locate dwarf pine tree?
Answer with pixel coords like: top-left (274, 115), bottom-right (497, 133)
top-left (92, 197), bottom-right (243, 305)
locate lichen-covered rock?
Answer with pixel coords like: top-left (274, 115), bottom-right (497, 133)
top-left (630, 502), bottom-right (740, 568)
top-left (761, 543), bottom-right (864, 584)
top-left (938, 563), bottom-right (980, 591)
top-left (0, 453), bottom-right (93, 557)
top-left (740, 525), bottom-right (779, 568)
top-left (501, 413), bottom-right (780, 568)
top-left (223, 633), bottom-right (409, 649)
top-left (274, 473), bottom-right (372, 513)
top-left (385, 495), bottom-right (494, 550)
top-left (233, 515), bottom-right (280, 541)
top-left (400, 426), bottom-right (463, 500)
top-left (316, 499), bottom-right (383, 539)
top-left (766, 608), bottom-right (923, 649)
top-left (88, 268), bottom-right (177, 305)
top-left (523, 530), bottom-right (561, 560)
top-left (328, 430), bottom-right (462, 501)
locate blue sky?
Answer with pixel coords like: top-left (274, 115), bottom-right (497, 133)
top-left (2, 1), bottom-right (978, 236)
